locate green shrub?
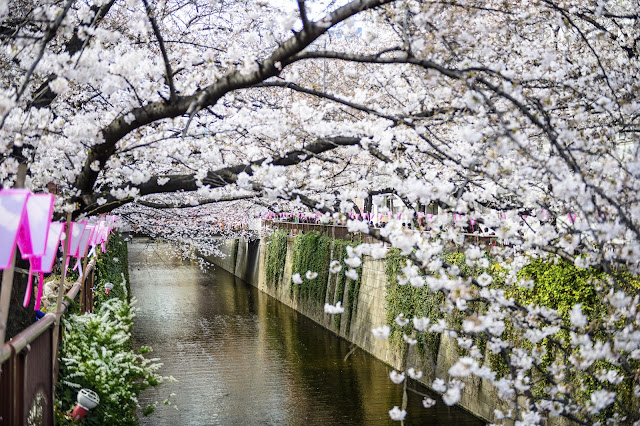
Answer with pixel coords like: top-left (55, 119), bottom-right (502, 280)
top-left (55, 298), bottom-right (162, 425)
top-left (56, 231), bottom-right (162, 425)
top-left (94, 232), bottom-right (131, 309)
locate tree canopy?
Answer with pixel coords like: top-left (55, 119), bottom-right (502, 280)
top-left (1, 0), bottom-right (639, 423)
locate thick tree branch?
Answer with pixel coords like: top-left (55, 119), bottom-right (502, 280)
top-left (78, 136), bottom-right (363, 216)
top-left (135, 192), bottom-right (259, 209)
top-left (298, 0), bottom-right (310, 30)
top-left (73, 0), bottom-right (396, 209)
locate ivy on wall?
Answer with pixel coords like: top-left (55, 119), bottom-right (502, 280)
top-left (264, 230), bottom-right (363, 333)
top-left (385, 248), bottom-right (444, 359)
top-left (290, 232), bottom-right (331, 305)
top-left (265, 229), bottom-right (288, 289)
top-left (330, 239), bottom-right (362, 333)
top-left (510, 258), bottom-right (640, 420)
top-left (385, 245), bottom-right (638, 421)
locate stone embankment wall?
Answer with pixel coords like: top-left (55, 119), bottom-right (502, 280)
top-left (203, 237), bottom-right (499, 423)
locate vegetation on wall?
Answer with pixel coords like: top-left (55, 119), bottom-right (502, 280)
top-left (509, 259), bottom-right (640, 419)
top-left (290, 232), bottom-right (331, 305)
top-left (330, 239), bottom-right (363, 333)
top-left (385, 244), bottom-right (639, 421)
top-left (265, 229), bottom-right (288, 289)
top-left (385, 248), bottom-right (444, 359)
top-left (264, 230), bottom-right (363, 333)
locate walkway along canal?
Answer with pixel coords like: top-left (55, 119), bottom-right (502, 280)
top-left (129, 239), bottom-right (482, 425)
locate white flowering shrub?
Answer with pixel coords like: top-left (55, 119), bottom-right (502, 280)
top-left (56, 298), bottom-right (163, 425)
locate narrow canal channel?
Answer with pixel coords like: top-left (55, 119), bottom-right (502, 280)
top-left (130, 239), bottom-right (483, 425)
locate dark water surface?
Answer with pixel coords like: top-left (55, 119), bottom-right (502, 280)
top-left (130, 240), bottom-right (483, 425)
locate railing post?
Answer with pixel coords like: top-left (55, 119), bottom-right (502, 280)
top-left (11, 346), bottom-right (25, 426)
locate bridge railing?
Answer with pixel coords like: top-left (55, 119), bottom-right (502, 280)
top-left (0, 260), bottom-right (95, 426)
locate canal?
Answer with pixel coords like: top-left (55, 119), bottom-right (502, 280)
top-left (129, 239), bottom-right (483, 425)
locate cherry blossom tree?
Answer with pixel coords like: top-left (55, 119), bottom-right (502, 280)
top-left (1, 0), bottom-right (639, 423)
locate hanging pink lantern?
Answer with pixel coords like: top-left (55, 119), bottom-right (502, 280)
top-left (14, 193), bottom-right (55, 308)
top-left (77, 225), bottom-right (95, 259)
top-left (67, 222), bottom-right (86, 257)
top-left (0, 189), bottom-right (29, 270)
top-left (66, 222), bottom-right (86, 273)
top-left (16, 193), bottom-right (55, 259)
top-left (31, 222), bottom-right (64, 310)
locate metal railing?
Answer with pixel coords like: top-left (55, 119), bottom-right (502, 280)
top-left (0, 260), bottom-right (95, 426)
top-left (263, 220), bottom-right (500, 246)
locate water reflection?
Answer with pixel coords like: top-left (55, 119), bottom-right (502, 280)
top-left (130, 240), bottom-right (483, 425)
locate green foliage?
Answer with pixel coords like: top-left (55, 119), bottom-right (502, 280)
top-left (511, 258), bottom-right (640, 418)
top-left (514, 259), bottom-right (604, 318)
top-left (291, 232), bottom-right (331, 305)
top-left (385, 248), bottom-right (443, 358)
top-left (55, 299), bottom-right (162, 425)
top-left (330, 239), bottom-right (363, 333)
top-left (56, 231), bottom-right (162, 425)
top-left (265, 230), bottom-right (288, 289)
top-left (94, 232), bottom-right (131, 310)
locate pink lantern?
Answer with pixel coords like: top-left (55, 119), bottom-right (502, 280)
top-left (0, 189), bottom-right (29, 269)
top-left (14, 193), bottom-right (55, 308)
top-left (67, 222), bottom-right (86, 257)
top-left (30, 222), bottom-right (65, 310)
top-left (16, 193), bottom-right (55, 259)
top-left (77, 225), bottom-right (95, 259)
top-left (66, 222), bottom-right (86, 272)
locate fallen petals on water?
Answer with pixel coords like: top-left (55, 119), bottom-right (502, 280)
top-left (388, 406), bottom-right (407, 421)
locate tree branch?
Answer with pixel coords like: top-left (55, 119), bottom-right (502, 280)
top-left (78, 136), bottom-right (363, 216)
top-left (73, 0), bottom-right (396, 208)
top-left (141, 0), bottom-right (177, 102)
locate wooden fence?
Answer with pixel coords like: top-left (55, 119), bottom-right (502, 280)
top-left (0, 261), bottom-right (95, 426)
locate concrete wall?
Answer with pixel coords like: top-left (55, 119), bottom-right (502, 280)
top-left (203, 237), bottom-right (503, 423)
